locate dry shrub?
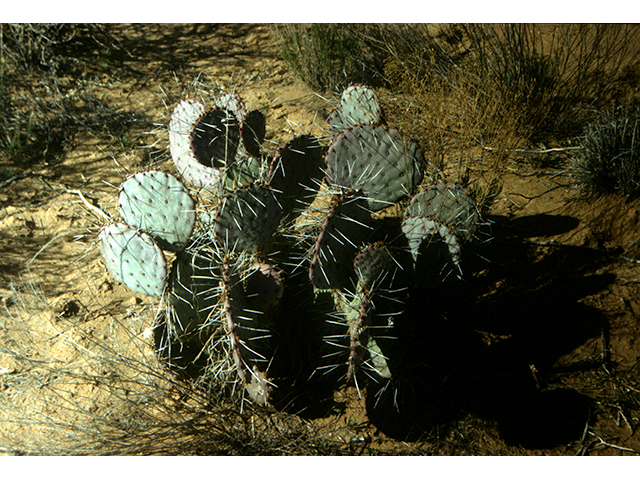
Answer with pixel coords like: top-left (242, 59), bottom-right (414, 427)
top-left (272, 24), bottom-right (385, 93)
top-left (573, 107), bottom-right (640, 198)
top-left (0, 24), bottom-right (148, 166)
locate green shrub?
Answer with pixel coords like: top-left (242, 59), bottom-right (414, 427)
top-left (275, 24), bottom-right (384, 93)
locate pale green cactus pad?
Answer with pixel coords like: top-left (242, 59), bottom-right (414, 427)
top-left (118, 170), bottom-right (196, 251)
top-left (99, 222), bottom-right (167, 298)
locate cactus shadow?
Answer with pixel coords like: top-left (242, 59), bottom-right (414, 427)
top-left (367, 213), bottom-right (612, 448)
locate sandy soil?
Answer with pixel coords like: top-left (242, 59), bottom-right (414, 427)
top-left (2, 23), bottom-right (640, 456)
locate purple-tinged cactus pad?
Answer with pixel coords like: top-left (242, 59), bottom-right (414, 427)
top-left (212, 183), bottom-right (283, 253)
top-left (218, 91), bottom-right (247, 123)
top-left (330, 85), bottom-right (382, 139)
top-left (190, 107), bottom-right (240, 169)
top-left (325, 124), bottom-right (424, 211)
top-left (169, 99), bottom-right (222, 189)
top-left (405, 182), bottom-right (480, 242)
top-left (99, 223), bottom-right (167, 298)
top-left (118, 170), bottom-right (196, 252)
top-left (309, 192), bottom-right (373, 290)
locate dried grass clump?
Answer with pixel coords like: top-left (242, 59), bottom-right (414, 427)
top-left (573, 107), bottom-right (640, 198)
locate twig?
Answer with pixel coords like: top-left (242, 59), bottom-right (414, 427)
top-left (482, 145), bottom-right (584, 155)
top-left (62, 188), bottom-right (111, 222)
top-left (589, 431), bottom-right (639, 454)
top-left (0, 173), bottom-right (26, 188)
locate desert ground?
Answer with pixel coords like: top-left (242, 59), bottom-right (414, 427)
top-left (2, 23), bottom-right (640, 455)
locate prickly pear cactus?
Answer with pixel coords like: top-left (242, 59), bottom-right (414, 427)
top-left (211, 182), bottom-right (283, 254)
top-left (118, 170), bottom-right (196, 251)
top-left (405, 182), bottom-right (480, 242)
top-left (169, 99), bottom-right (223, 189)
top-left (325, 124), bottom-right (424, 211)
top-left (96, 83), bottom-right (485, 411)
top-left (99, 223), bottom-right (167, 298)
top-left (309, 191), bottom-right (372, 290)
top-left (330, 84), bottom-right (382, 139)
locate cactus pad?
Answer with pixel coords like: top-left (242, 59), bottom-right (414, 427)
top-left (405, 182), bottom-right (480, 242)
top-left (267, 135), bottom-right (324, 219)
top-left (241, 110), bottom-right (266, 158)
top-left (169, 99), bottom-right (222, 189)
top-left (330, 85), bottom-right (382, 138)
top-left (99, 223), bottom-right (167, 298)
top-left (165, 250), bottom-right (221, 340)
top-left (190, 107), bottom-right (240, 168)
top-left (401, 216), bottom-right (462, 283)
top-left (309, 192), bottom-right (373, 290)
top-left (118, 170), bottom-right (196, 251)
top-left (325, 125), bottom-right (424, 211)
top-left (212, 183), bottom-right (283, 253)
top-left (353, 242), bottom-right (400, 288)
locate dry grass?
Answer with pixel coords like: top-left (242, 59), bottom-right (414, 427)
top-left (0, 271), bottom-right (344, 455)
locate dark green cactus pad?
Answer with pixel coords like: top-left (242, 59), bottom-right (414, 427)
top-left (165, 249), bottom-right (221, 341)
top-left (99, 223), bottom-right (167, 298)
top-left (241, 110), bottom-right (266, 158)
top-left (353, 241), bottom-right (400, 288)
top-left (330, 85), bottom-right (382, 139)
top-left (118, 170), bottom-right (196, 252)
top-left (325, 124), bottom-right (424, 211)
top-left (401, 216), bottom-right (462, 284)
top-left (191, 107), bottom-right (240, 169)
top-left (267, 135), bottom-right (325, 219)
top-left (404, 182), bottom-right (480, 242)
top-left (221, 260), bottom-right (273, 405)
top-left (222, 153), bottom-right (264, 191)
top-left (212, 183), bottom-right (283, 253)
top-left (309, 192), bottom-right (373, 290)
top-left (169, 99), bottom-right (223, 189)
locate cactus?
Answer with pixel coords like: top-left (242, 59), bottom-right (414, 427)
top-left (99, 223), bottom-right (167, 298)
top-left (169, 93), bottom-right (267, 191)
top-left (325, 124), bottom-right (424, 211)
top-left (118, 170), bottom-right (196, 251)
top-left (211, 182), bottom-right (283, 254)
top-left (329, 84), bottom-right (382, 139)
top-left (309, 191), bottom-right (373, 290)
top-left (405, 182), bottom-right (480, 242)
top-left (96, 84), bottom-right (485, 411)
top-left (401, 216), bottom-right (462, 285)
top-left (191, 107), bottom-right (240, 168)
top-left (346, 242), bottom-right (407, 382)
top-left (267, 134), bottom-right (324, 220)
top-left (169, 99), bottom-right (223, 189)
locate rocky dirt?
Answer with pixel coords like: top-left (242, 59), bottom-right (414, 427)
top-left (1, 23), bottom-right (640, 456)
